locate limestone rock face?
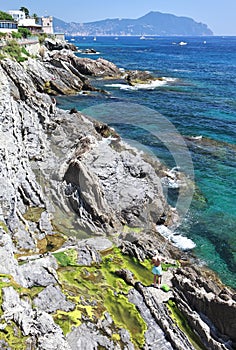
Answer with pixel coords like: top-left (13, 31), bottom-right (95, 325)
top-left (33, 285), bottom-right (75, 313)
top-left (118, 236), bottom-right (236, 350)
top-left (0, 53), bottom-right (172, 347)
top-left (172, 267), bottom-right (236, 347)
top-left (19, 255), bottom-right (59, 288)
top-left (2, 286), bottom-right (71, 350)
top-left (63, 137), bottom-right (168, 234)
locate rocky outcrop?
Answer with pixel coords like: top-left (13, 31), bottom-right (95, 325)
top-left (172, 267), bottom-right (236, 349)
top-left (67, 56), bottom-right (121, 77)
top-left (33, 285), bottom-right (75, 313)
top-left (2, 286), bottom-right (71, 350)
top-left (44, 37), bottom-right (77, 51)
top-left (125, 69), bottom-right (160, 86)
top-left (119, 236), bottom-right (236, 350)
top-left (0, 48), bottom-right (235, 350)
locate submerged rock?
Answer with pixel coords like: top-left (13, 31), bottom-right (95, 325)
top-left (125, 69), bottom-right (159, 86)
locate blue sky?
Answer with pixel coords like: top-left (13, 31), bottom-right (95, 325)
top-left (1, 0), bottom-right (236, 35)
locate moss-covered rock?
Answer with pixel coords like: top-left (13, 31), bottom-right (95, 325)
top-left (37, 234), bottom-right (66, 254)
top-left (0, 274), bottom-right (43, 349)
top-left (167, 299), bottom-right (207, 350)
top-left (52, 247), bottom-right (153, 348)
top-left (23, 207), bottom-right (45, 222)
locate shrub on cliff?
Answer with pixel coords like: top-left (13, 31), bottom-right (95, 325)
top-left (38, 33), bottom-right (47, 45)
top-left (11, 31), bottom-right (22, 39)
top-left (2, 40), bottom-right (29, 62)
top-left (0, 32), bottom-right (6, 38)
top-left (18, 27), bottom-right (31, 38)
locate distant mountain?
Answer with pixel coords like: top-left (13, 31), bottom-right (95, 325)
top-left (53, 11), bottom-right (213, 36)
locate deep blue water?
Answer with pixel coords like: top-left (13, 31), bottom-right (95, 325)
top-left (57, 36), bottom-right (236, 289)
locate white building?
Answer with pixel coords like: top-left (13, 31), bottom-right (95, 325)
top-left (8, 10), bottom-right (25, 22)
top-left (18, 18), bottom-right (42, 33)
top-left (0, 21), bottom-right (18, 33)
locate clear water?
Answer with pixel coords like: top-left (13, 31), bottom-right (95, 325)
top-left (57, 36), bottom-right (236, 289)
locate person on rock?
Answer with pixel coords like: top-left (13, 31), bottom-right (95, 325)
top-left (151, 255), bottom-right (163, 288)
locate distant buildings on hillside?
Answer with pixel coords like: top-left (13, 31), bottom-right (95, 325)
top-left (0, 9), bottom-right (54, 35)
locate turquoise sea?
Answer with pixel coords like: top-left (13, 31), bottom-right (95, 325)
top-left (57, 36), bottom-right (236, 289)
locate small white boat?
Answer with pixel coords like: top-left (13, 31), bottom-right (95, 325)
top-left (93, 36), bottom-right (97, 41)
top-left (179, 41), bottom-right (187, 46)
top-left (140, 35), bottom-right (146, 40)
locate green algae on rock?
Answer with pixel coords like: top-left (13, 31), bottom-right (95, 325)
top-left (52, 247), bottom-right (150, 347)
top-left (0, 275), bottom-right (43, 349)
top-left (53, 249), bottom-right (78, 267)
top-left (105, 290), bottom-right (147, 348)
top-left (37, 233), bottom-right (66, 254)
top-left (22, 207), bottom-right (45, 223)
top-left (167, 299), bottom-right (207, 350)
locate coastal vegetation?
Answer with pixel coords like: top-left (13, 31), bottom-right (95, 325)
top-left (1, 39), bottom-right (30, 62)
top-left (0, 10), bottom-right (13, 21)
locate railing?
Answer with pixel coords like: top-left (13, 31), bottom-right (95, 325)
top-left (17, 37), bottom-right (39, 45)
top-left (0, 36), bottom-right (39, 48)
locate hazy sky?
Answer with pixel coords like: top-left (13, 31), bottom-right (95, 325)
top-left (1, 0), bottom-right (236, 35)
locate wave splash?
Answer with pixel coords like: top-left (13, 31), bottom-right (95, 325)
top-left (157, 225), bottom-right (196, 251)
top-left (105, 77), bottom-right (177, 91)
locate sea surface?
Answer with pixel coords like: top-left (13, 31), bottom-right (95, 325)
top-left (57, 36), bottom-right (236, 289)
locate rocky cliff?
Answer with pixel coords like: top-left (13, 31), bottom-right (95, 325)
top-left (0, 44), bottom-right (235, 350)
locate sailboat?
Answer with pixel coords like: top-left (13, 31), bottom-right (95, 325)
top-left (93, 36), bottom-right (97, 41)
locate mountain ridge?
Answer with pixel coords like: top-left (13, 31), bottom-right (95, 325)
top-left (53, 11), bottom-right (213, 36)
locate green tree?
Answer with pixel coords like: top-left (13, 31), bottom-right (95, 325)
top-left (18, 27), bottom-right (31, 38)
top-left (19, 7), bottom-right (30, 18)
top-left (0, 11), bottom-right (13, 20)
top-left (32, 13), bottom-right (39, 24)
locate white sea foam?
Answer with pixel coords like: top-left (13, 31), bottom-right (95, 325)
top-left (77, 50), bottom-right (100, 55)
top-left (81, 52), bottom-right (100, 55)
top-left (105, 77), bottom-right (176, 91)
top-left (186, 135), bottom-right (203, 141)
top-left (157, 225), bottom-right (196, 251)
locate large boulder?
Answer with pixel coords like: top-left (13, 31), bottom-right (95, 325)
top-left (44, 38), bottom-right (77, 51)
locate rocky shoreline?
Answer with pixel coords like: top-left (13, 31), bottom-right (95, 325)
top-left (0, 40), bottom-right (235, 350)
